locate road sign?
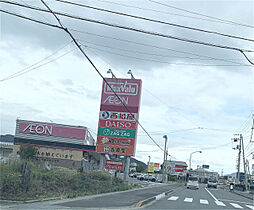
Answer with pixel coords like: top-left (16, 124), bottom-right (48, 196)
top-left (96, 78), bottom-right (142, 156)
top-left (105, 160), bottom-right (124, 171)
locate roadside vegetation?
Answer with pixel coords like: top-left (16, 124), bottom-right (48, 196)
top-left (0, 146), bottom-right (138, 201)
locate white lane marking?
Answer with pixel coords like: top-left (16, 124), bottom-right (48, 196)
top-left (215, 200), bottom-right (226, 206)
top-left (230, 203), bottom-right (243, 209)
top-left (155, 193), bottom-right (165, 200)
top-left (200, 199), bottom-right (209, 204)
top-left (205, 187), bottom-right (218, 201)
top-left (246, 205), bottom-right (254, 210)
top-left (168, 196), bottom-right (179, 201)
top-left (220, 199), bottom-right (254, 205)
top-left (184, 197), bottom-right (193, 202)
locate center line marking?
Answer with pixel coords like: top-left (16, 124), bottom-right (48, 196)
top-left (184, 197), bottom-right (193, 202)
top-left (205, 187), bottom-right (218, 201)
top-left (200, 199), bottom-right (209, 204)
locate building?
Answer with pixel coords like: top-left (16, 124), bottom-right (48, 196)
top-left (190, 167), bottom-right (219, 183)
top-left (13, 119), bottom-right (99, 170)
top-left (165, 160), bottom-right (188, 176)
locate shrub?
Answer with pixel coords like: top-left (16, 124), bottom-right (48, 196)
top-left (17, 145), bottom-right (38, 160)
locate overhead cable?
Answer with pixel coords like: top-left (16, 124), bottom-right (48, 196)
top-left (148, 0), bottom-right (254, 29)
top-left (73, 29), bottom-right (249, 64)
top-left (82, 44), bottom-right (251, 67)
top-left (97, 0), bottom-right (252, 27)
top-left (0, 5), bottom-right (254, 65)
top-left (0, 41), bottom-right (73, 82)
top-left (55, 0), bottom-right (254, 42)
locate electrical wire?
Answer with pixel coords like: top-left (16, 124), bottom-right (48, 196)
top-left (0, 48), bottom-right (76, 82)
top-left (1, 5), bottom-right (254, 64)
top-left (55, 0), bottom-right (254, 42)
top-left (148, 0), bottom-right (254, 29)
top-left (79, 40), bottom-right (249, 66)
top-left (97, 0), bottom-right (251, 27)
top-left (72, 29), bottom-right (249, 64)
top-left (81, 44), bottom-right (251, 67)
top-left (0, 41), bottom-right (73, 82)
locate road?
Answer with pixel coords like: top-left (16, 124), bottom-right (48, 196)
top-left (146, 184), bottom-right (254, 209)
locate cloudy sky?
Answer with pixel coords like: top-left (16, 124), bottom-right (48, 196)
top-left (0, 0), bottom-right (253, 174)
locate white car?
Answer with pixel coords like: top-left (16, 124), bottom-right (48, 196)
top-left (187, 176), bottom-right (199, 189)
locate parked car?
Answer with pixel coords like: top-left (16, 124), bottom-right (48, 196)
top-left (137, 174), bottom-right (145, 180)
top-left (187, 176), bottom-right (199, 189)
top-left (143, 174), bottom-right (156, 182)
top-left (207, 177), bottom-right (218, 188)
top-left (133, 173), bottom-right (142, 178)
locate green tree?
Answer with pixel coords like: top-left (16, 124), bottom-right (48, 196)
top-left (136, 164), bottom-right (146, 173)
top-left (17, 145), bottom-right (38, 160)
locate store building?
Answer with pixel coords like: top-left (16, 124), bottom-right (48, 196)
top-left (165, 160), bottom-right (188, 176)
top-left (14, 119), bottom-right (99, 170)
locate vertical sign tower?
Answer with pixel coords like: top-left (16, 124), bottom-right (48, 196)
top-left (96, 78), bottom-right (142, 156)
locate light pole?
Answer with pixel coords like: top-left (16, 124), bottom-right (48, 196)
top-left (163, 135), bottom-right (168, 183)
top-left (189, 151), bottom-right (202, 170)
top-left (148, 155), bottom-right (151, 172)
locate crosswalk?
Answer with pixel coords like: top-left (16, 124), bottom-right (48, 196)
top-left (167, 196), bottom-right (254, 209)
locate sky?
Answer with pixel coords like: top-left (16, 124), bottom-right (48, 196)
top-left (0, 0), bottom-right (254, 175)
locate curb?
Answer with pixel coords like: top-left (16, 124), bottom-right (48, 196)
top-left (136, 189), bottom-right (172, 207)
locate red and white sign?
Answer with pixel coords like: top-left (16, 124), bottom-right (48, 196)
top-left (18, 122), bottom-right (86, 139)
top-left (99, 111), bottom-right (137, 121)
top-left (105, 160), bottom-right (124, 171)
top-left (96, 78), bottom-right (142, 156)
top-left (99, 120), bottom-right (137, 130)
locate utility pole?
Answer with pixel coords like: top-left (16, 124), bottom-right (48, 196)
top-left (163, 135), bottom-right (168, 183)
top-left (147, 155), bottom-right (151, 172)
top-left (241, 134), bottom-right (248, 191)
top-left (233, 135), bottom-right (241, 182)
top-left (124, 156), bottom-right (130, 183)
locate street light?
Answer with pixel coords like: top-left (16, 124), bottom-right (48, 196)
top-left (127, 69), bottom-right (135, 79)
top-left (189, 151), bottom-right (202, 170)
top-left (107, 69), bottom-right (116, 78)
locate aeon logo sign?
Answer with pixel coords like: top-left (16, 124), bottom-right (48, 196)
top-left (22, 124), bottom-right (53, 136)
top-left (104, 81), bottom-right (138, 96)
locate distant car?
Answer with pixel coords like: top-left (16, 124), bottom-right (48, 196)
top-left (144, 174), bottom-right (156, 182)
top-left (133, 173), bottom-right (142, 178)
top-left (207, 178), bottom-right (218, 188)
top-left (187, 176), bottom-right (199, 189)
top-left (129, 173), bottom-right (135, 178)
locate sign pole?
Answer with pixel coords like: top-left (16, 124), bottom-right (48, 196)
top-left (99, 154), bottom-right (105, 170)
top-left (124, 156), bottom-right (130, 183)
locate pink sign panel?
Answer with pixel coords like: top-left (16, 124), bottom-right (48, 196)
top-left (18, 122), bottom-right (86, 139)
top-left (100, 78), bottom-right (142, 109)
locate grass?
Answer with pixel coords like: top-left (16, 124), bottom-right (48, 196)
top-left (0, 160), bottom-right (137, 201)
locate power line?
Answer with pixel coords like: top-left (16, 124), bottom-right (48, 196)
top-left (96, 0), bottom-right (250, 27)
top-left (79, 39), bottom-right (249, 66)
top-left (148, 0), bottom-right (254, 29)
top-left (0, 48), bottom-right (76, 82)
top-left (0, 41), bottom-right (73, 82)
top-left (82, 44), bottom-right (251, 67)
top-left (72, 29), bottom-right (249, 64)
top-left (55, 0), bottom-right (254, 42)
top-left (1, 5), bottom-right (254, 64)
top-left (38, 0), bottom-right (170, 156)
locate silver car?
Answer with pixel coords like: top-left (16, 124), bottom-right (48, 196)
top-left (187, 176), bottom-right (199, 189)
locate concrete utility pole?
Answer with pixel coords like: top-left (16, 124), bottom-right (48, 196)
top-left (241, 134), bottom-right (249, 191)
top-left (148, 155), bottom-right (151, 172)
top-left (163, 135), bottom-right (168, 183)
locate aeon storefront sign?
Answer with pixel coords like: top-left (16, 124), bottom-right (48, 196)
top-left (22, 124), bottom-right (53, 135)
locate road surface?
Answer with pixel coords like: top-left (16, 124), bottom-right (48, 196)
top-left (146, 184), bottom-right (254, 209)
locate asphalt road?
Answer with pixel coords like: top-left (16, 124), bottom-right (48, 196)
top-left (146, 184), bottom-right (254, 209)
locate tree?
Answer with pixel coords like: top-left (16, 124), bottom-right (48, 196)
top-left (136, 164), bottom-right (146, 173)
top-left (17, 145), bottom-right (38, 160)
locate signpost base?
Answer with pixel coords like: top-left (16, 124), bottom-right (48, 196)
top-left (124, 156), bottom-right (130, 183)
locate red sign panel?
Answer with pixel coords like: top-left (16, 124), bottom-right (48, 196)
top-left (98, 119), bottom-right (137, 130)
top-left (96, 78), bottom-right (142, 156)
top-left (18, 122), bottom-right (86, 139)
top-left (101, 79), bottom-right (142, 108)
top-left (105, 160), bottom-right (124, 171)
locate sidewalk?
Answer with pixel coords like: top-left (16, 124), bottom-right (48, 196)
top-left (232, 189), bottom-right (254, 200)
